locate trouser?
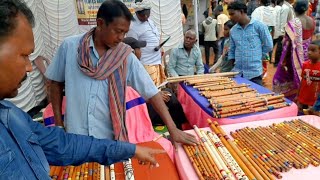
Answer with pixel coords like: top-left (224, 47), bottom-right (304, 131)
top-left (249, 75), bottom-right (263, 86)
top-left (147, 88), bottom-right (187, 130)
top-left (274, 36), bottom-right (284, 66)
top-left (204, 41), bottom-right (219, 65)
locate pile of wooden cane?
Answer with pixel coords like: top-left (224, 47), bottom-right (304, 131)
top-left (231, 119), bottom-right (320, 175)
top-left (184, 119), bottom-right (280, 180)
top-left (167, 72), bottom-right (239, 83)
top-left (185, 77), bottom-right (289, 118)
top-left (50, 160), bottom-right (134, 180)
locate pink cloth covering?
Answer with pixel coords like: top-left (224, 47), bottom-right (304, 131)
top-left (43, 87), bottom-right (174, 161)
top-left (175, 115), bottom-right (320, 180)
top-left (125, 87), bottom-right (174, 161)
top-left (177, 84), bottom-right (298, 128)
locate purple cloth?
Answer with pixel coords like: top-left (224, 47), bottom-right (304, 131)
top-left (273, 18), bottom-right (305, 100)
top-left (180, 76), bottom-right (292, 119)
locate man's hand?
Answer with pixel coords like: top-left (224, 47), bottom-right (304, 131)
top-left (134, 146), bottom-right (166, 166)
top-left (160, 91), bottom-right (171, 103)
top-left (169, 128), bottom-right (198, 147)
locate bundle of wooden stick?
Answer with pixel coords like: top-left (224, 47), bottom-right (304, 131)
top-left (184, 119), bottom-right (280, 180)
top-left (185, 77), bottom-right (289, 118)
top-left (49, 160), bottom-right (134, 180)
top-left (229, 119), bottom-right (320, 177)
top-left (167, 72), bottom-right (238, 83)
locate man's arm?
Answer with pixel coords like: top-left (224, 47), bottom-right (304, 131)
top-left (260, 24), bottom-right (273, 57)
top-left (29, 117), bottom-right (163, 166)
top-left (228, 32), bottom-right (235, 61)
top-left (49, 81), bottom-right (64, 126)
top-left (167, 49), bottom-right (179, 77)
top-left (45, 40), bottom-right (68, 127)
top-left (195, 48), bottom-right (205, 74)
top-left (148, 93), bottom-right (197, 145)
top-left (126, 54), bottom-right (197, 145)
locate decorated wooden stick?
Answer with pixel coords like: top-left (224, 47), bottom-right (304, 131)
top-left (123, 159), bottom-right (135, 180)
top-left (109, 164), bottom-right (115, 180)
top-left (193, 125), bottom-right (231, 179)
top-left (206, 131), bottom-right (248, 180)
top-left (183, 145), bottom-right (205, 180)
top-left (209, 120), bottom-right (264, 180)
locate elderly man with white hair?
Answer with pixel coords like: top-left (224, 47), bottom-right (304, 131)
top-left (126, 0), bottom-right (166, 87)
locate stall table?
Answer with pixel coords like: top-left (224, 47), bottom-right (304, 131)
top-left (177, 76), bottom-right (298, 128)
top-left (175, 115), bottom-right (320, 180)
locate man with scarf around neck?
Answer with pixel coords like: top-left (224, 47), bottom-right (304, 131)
top-left (0, 0), bottom-right (166, 179)
top-left (46, 0), bottom-right (198, 145)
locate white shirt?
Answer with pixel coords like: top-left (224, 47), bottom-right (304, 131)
top-left (274, 5), bottom-right (283, 39)
top-left (127, 15), bottom-right (161, 65)
top-left (202, 19), bottom-right (218, 41)
top-left (281, 2), bottom-right (295, 34)
top-left (251, 6), bottom-right (276, 27)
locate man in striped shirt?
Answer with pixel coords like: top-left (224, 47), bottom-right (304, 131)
top-left (227, 1), bottom-right (273, 86)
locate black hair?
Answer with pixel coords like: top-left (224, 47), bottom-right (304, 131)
top-left (294, 0), bottom-right (309, 15)
top-left (216, 5), bottom-right (223, 12)
top-left (224, 20), bottom-right (235, 29)
top-left (203, 9), bottom-right (209, 18)
top-left (272, 0), bottom-right (284, 5)
top-left (311, 40), bottom-right (320, 48)
top-left (261, 0), bottom-right (271, 6)
top-left (0, 0), bottom-right (34, 40)
top-left (227, 1), bottom-right (247, 14)
top-left (97, 0), bottom-right (134, 25)
top-left (182, 4), bottom-right (188, 18)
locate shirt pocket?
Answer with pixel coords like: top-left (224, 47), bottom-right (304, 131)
top-left (0, 149), bottom-right (14, 175)
top-left (27, 133), bottom-right (50, 173)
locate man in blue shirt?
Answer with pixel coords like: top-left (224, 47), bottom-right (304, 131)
top-left (0, 0), bottom-right (165, 178)
top-left (46, 0), bottom-right (197, 144)
top-left (227, 1), bottom-right (273, 86)
top-left (168, 30), bottom-right (205, 77)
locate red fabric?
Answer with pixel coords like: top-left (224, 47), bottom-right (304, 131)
top-left (302, 21), bottom-right (315, 40)
top-left (298, 60), bottom-right (320, 106)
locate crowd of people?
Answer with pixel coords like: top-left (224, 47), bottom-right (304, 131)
top-left (199, 0), bottom-right (320, 115)
top-left (2, 0), bottom-right (320, 178)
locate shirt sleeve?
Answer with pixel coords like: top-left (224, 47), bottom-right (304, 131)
top-left (228, 32), bottom-right (235, 60)
top-left (195, 48), bottom-right (205, 75)
top-left (260, 23), bottom-right (273, 56)
top-left (126, 53), bottom-right (159, 99)
top-left (167, 49), bottom-right (179, 77)
top-left (45, 40), bottom-right (68, 82)
top-left (280, 7), bottom-right (290, 34)
top-left (29, 117), bottom-right (136, 166)
top-left (126, 23), bottom-right (139, 40)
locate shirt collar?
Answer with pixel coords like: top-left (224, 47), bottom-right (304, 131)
top-left (0, 100), bottom-right (10, 109)
top-left (89, 36), bottom-right (94, 48)
top-left (236, 19), bottom-right (255, 29)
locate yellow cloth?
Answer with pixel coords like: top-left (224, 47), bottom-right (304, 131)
top-left (223, 4), bottom-right (229, 17)
top-left (143, 64), bottom-right (167, 87)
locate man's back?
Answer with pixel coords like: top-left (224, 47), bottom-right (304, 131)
top-left (202, 18), bottom-right (218, 41)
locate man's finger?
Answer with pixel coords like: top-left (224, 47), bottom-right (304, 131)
top-left (146, 156), bottom-right (158, 165)
top-left (150, 149), bottom-right (166, 155)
